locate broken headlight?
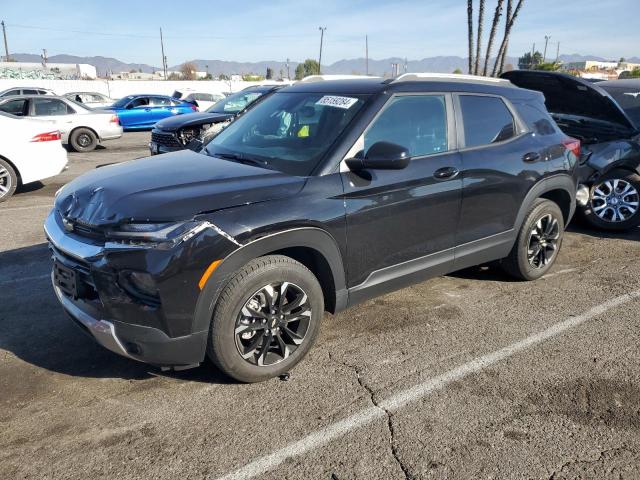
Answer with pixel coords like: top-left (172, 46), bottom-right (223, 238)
top-left (106, 221), bottom-right (210, 246)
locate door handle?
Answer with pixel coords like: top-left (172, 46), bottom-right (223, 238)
top-left (523, 152), bottom-right (541, 163)
top-left (434, 166), bottom-right (459, 180)
top-left (144, 108), bottom-right (151, 111)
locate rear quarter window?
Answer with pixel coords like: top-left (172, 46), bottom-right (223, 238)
top-left (514, 102), bottom-right (559, 135)
top-left (459, 95), bottom-right (517, 148)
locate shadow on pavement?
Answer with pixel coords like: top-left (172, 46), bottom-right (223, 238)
top-left (0, 243), bottom-right (231, 384)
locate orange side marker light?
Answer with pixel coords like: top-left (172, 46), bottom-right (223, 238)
top-left (198, 260), bottom-right (222, 290)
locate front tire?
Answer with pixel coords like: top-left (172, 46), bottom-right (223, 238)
top-left (501, 199), bottom-right (565, 281)
top-left (581, 169), bottom-right (640, 231)
top-left (0, 158), bottom-right (18, 202)
top-left (69, 128), bottom-right (98, 152)
top-left (207, 255), bottom-right (324, 383)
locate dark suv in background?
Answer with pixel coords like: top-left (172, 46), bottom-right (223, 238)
top-left (149, 84), bottom-right (282, 155)
top-left (47, 74), bottom-right (578, 382)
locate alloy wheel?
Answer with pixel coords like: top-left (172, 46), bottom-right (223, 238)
top-left (77, 133), bottom-right (92, 148)
top-left (591, 178), bottom-right (639, 223)
top-left (234, 282), bottom-right (311, 367)
top-left (0, 165), bottom-right (12, 199)
top-left (527, 214), bottom-right (560, 269)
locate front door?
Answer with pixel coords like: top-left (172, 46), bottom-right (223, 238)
top-left (342, 93), bottom-right (462, 296)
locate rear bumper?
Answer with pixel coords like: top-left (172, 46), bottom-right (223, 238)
top-left (100, 125), bottom-right (124, 141)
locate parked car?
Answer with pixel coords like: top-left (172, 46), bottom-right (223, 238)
top-left (0, 111), bottom-right (67, 202)
top-left (502, 71), bottom-right (640, 231)
top-left (46, 74), bottom-right (578, 382)
top-left (150, 85), bottom-right (282, 155)
top-left (0, 95), bottom-right (122, 152)
top-left (64, 91), bottom-right (115, 109)
top-left (0, 87), bottom-right (55, 97)
top-left (108, 94), bottom-right (198, 130)
top-left (171, 89), bottom-right (225, 111)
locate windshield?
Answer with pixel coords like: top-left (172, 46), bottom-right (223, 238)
top-left (601, 87), bottom-right (640, 129)
top-left (204, 91), bottom-right (368, 176)
top-left (112, 96), bottom-right (135, 108)
top-left (206, 90), bottom-right (265, 114)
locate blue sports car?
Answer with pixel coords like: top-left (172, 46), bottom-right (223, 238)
top-left (108, 94), bottom-right (198, 130)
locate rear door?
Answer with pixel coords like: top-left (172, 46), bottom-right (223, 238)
top-left (342, 93), bottom-right (462, 294)
top-left (30, 98), bottom-right (76, 138)
top-left (0, 98), bottom-right (29, 116)
top-left (454, 94), bottom-right (547, 267)
top-left (148, 96), bottom-right (178, 124)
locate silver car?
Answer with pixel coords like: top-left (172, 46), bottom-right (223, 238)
top-left (64, 91), bottom-right (115, 109)
top-left (0, 95), bottom-right (122, 152)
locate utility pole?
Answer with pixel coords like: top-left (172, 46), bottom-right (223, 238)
top-left (286, 58), bottom-right (290, 80)
top-left (530, 42), bottom-right (536, 68)
top-left (41, 48), bottom-right (47, 67)
top-left (160, 27), bottom-right (167, 80)
top-left (1, 21), bottom-right (9, 62)
top-left (555, 42), bottom-right (560, 63)
top-left (318, 27), bottom-right (326, 75)
top-left (543, 35), bottom-right (551, 63)
top-left (365, 35), bottom-right (368, 76)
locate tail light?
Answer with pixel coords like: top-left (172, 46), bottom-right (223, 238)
top-left (562, 137), bottom-right (581, 159)
top-left (110, 114), bottom-right (119, 124)
top-left (31, 131), bottom-right (61, 142)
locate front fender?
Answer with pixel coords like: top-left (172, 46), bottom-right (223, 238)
top-left (192, 227), bottom-right (347, 335)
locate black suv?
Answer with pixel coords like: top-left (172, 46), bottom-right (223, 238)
top-left (47, 75), bottom-right (578, 382)
top-left (149, 85), bottom-right (282, 155)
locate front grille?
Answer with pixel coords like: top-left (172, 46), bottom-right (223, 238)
top-left (151, 131), bottom-right (181, 148)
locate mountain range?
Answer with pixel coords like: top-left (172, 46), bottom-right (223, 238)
top-left (10, 53), bottom-right (640, 77)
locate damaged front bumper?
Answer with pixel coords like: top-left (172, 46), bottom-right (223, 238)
top-left (44, 209), bottom-right (239, 368)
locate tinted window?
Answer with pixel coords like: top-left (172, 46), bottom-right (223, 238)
top-left (206, 92), bottom-right (367, 176)
top-left (23, 89), bottom-right (38, 95)
top-left (460, 95), bottom-right (516, 148)
top-left (113, 96), bottom-right (135, 108)
top-left (0, 99), bottom-right (28, 116)
top-left (2, 89), bottom-right (20, 97)
top-left (36, 90), bottom-right (49, 95)
top-left (365, 95), bottom-right (448, 157)
top-left (131, 97), bottom-right (150, 108)
top-left (33, 98), bottom-right (73, 116)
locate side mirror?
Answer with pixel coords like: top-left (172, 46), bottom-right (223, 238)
top-left (346, 141), bottom-right (411, 171)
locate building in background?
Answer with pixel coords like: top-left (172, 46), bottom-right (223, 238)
top-left (560, 60), bottom-right (640, 80)
top-left (0, 62), bottom-right (97, 80)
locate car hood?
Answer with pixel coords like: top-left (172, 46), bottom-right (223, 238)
top-left (154, 112), bottom-right (233, 131)
top-left (501, 71), bottom-right (637, 131)
top-left (55, 150), bottom-right (305, 227)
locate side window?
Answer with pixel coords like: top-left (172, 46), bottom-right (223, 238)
top-left (36, 90), bottom-right (49, 95)
top-left (4, 89), bottom-right (20, 96)
top-left (33, 98), bottom-right (72, 116)
top-left (23, 89), bottom-right (38, 95)
top-left (149, 96), bottom-right (172, 107)
top-left (130, 97), bottom-right (149, 108)
top-left (364, 95), bottom-right (448, 157)
top-left (459, 95), bottom-right (516, 148)
top-left (0, 99), bottom-right (28, 116)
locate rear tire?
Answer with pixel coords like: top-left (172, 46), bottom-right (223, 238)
top-left (501, 199), bottom-right (565, 281)
top-left (581, 169), bottom-right (640, 231)
top-left (69, 128), bottom-right (98, 152)
top-left (207, 255), bottom-right (324, 383)
top-left (0, 158), bottom-right (18, 202)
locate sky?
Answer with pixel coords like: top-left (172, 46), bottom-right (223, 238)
top-left (0, 0), bottom-right (638, 66)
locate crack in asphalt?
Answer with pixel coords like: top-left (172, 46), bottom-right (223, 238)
top-left (328, 352), bottom-right (412, 479)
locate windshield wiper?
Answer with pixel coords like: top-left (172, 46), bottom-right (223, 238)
top-left (210, 151), bottom-right (268, 168)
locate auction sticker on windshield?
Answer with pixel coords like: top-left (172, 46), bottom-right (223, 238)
top-left (316, 95), bottom-right (358, 109)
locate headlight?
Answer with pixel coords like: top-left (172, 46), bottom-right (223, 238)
top-left (106, 221), bottom-right (211, 246)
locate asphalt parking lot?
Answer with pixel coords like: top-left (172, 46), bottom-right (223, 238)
top-left (1, 132), bottom-right (640, 480)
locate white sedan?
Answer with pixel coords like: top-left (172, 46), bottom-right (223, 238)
top-left (0, 95), bottom-right (123, 152)
top-left (171, 89), bottom-right (225, 111)
top-left (0, 112), bottom-right (68, 202)
top-left (64, 91), bottom-right (115, 109)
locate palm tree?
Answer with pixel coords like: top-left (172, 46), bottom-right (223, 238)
top-left (467, 0), bottom-right (474, 74)
top-left (492, 0), bottom-right (525, 76)
top-left (474, 0), bottom-right (485, 75)
top-left (496, 0), bottom-right (513, 74)
top-left (482, 0), bottom-right (504, 76)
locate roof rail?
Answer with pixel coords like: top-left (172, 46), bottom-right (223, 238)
top-left (391, 72), bottom-right (512, 86)
top-left (299, 74), bottom-right (381, 83)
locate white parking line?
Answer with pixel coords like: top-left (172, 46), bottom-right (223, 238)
top-left (0, 204), bottom-right (52, 213)
top-left (544, 267), bottom-right (579, 279)
top-left (212, 290), bottom-right (640, 480)
top-left (0, 273), bottom-right (50, 287)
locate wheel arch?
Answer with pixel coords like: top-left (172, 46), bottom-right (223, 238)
top-left (0, 153), bottom-right (22, 185)
top-left (515, 175), bottom-right (576, 230)
top-left (192, 227), bottom-right (347, 336)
